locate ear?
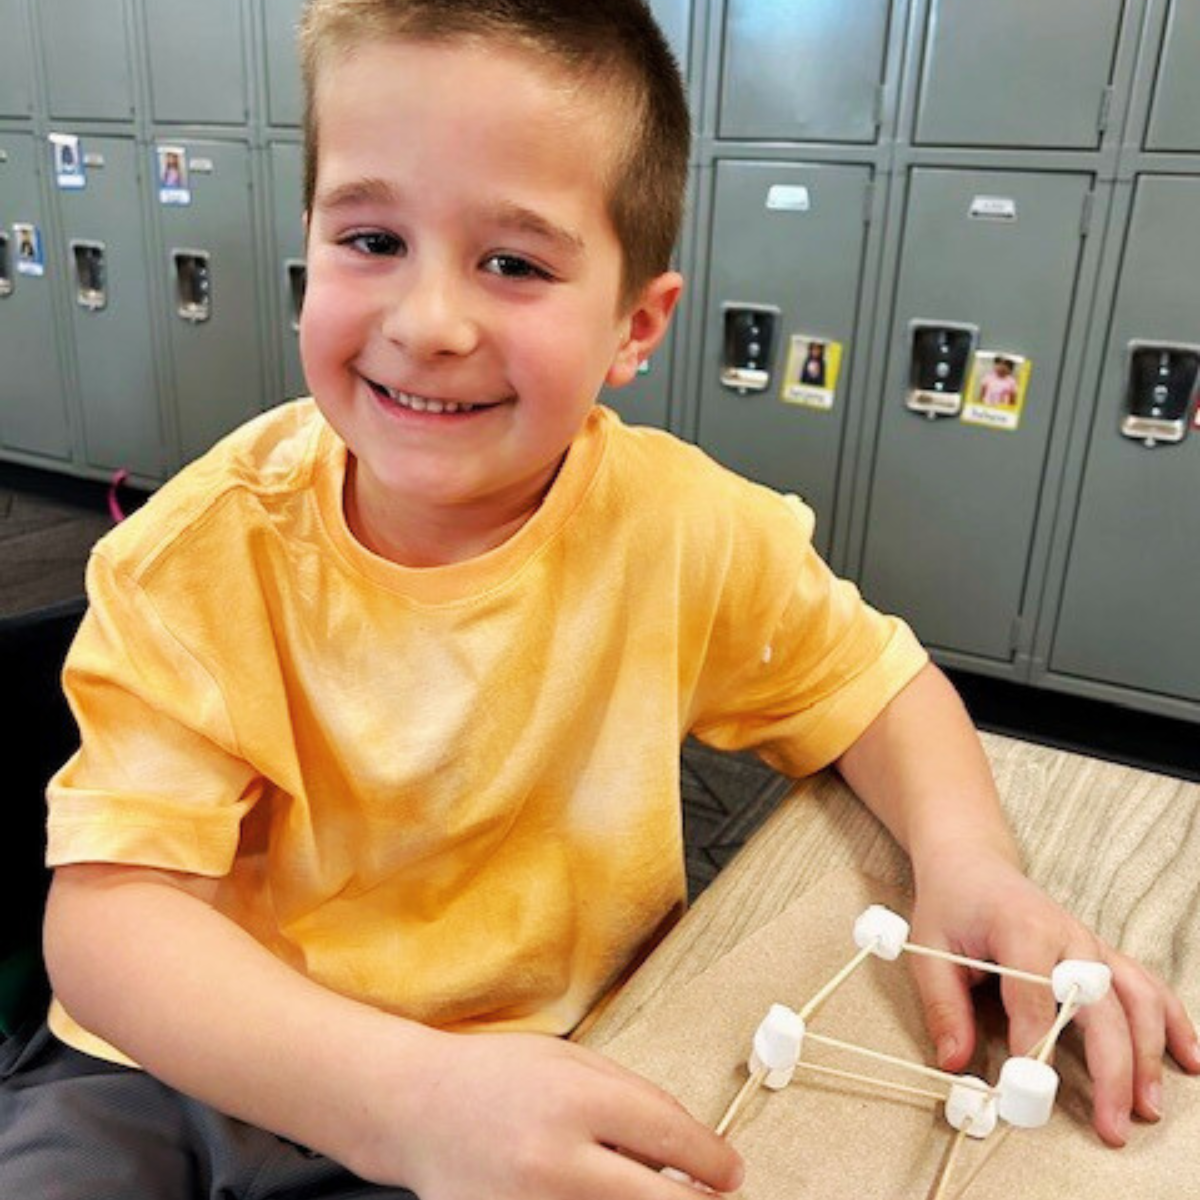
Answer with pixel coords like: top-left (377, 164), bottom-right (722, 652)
top-left (605, 271), bottom-right (684, 389)
top-left (302, 209), bottom-right (311, 247)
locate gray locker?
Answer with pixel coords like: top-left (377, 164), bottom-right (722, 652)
top-left (648, 0), bottom-right (690, 77)
top-left (1049, 176), bottom-right (1200, 703)
top-left (696, 161), bottom-right (873, 555)
top-left (0, 133), bottom-right (73, 459)
top-left (263, 0), bottom-right (305, 128)
top-left (0, 0), bottom-right (34, 118)
top-left (859, 168), bottom-right (1093, 661)
top-left (55, 135), bottom-right (162, 477)
top-left (1145, 0), bottom-right (1200, 152)
top-left (719, 0), bottom-right (890, 142)
top-left (153, 140), bottom-right (265, 463)
top-left (38, 0), bottom-right (136, 121)
top-left (914, 0), bottom-right (1123, 149)
top-left (144, 0), bottom-right (249, 126)
top-left (268, 141), bottom-right (307, 400)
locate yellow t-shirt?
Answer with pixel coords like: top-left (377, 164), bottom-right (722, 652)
top-left (46, 400), bottom-right (927, 1065)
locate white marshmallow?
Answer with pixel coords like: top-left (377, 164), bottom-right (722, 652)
top-left (748, 1004), bottom-right (805, 1090)
top-left (944, 1076), bottom-right (998, 1139)
top-left (853, 905), bottom-right (911, 960)
top-left (997, 1057), bottom-right (1059, 1128)
top-left (1052, 959), bottom-right (1112, 1006)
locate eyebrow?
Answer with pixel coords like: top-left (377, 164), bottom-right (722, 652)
top-left (314, 177), bottom-right (399, 213)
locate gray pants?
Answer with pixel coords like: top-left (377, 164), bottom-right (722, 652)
top-left (0, 1021), bottom-right (419, 1199)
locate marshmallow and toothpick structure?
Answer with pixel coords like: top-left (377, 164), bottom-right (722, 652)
top-left (710, 904), bottom-right (1112, 1200)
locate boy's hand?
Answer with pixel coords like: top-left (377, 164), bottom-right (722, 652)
top-left (909, 846), bottom-right (1200, 1146)
top-left (350, 1029), bottom-right (744, 1198)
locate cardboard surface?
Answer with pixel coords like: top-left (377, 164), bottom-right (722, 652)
top-left (601, 869), bottom-right (1199, 1199)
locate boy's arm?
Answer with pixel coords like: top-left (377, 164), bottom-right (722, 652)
top-left (834, 662), bottom-right (1200, 1145)
top-left (45, 863), bottom-right (743, 1198)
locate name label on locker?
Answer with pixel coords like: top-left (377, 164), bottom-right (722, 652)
top-left (0, 150), bottom-right (7, 163)
top-left (84, 153), bottom-right (105, 169)
top-left (189, 158), bottom-right (216, 175)
top-left (766, 185), bottom-right (811, 213)
top-left (969, 195), bottom-right (1018, 221)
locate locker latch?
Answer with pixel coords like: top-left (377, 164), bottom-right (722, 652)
top-left (173, 249), bottom-right (212, 323)
top-left (70, 240), bottom-right (107, 311)
top-left (906, 321), bottom-right (978, 418)
top-left (0, 232), bottom-right (12, 298)
top-left (286, 259), bottom-right (307, 331)
top-left (720, 303), bottom-right (780, 393)
top-left (1121, 341), bottom-right (1200, 447)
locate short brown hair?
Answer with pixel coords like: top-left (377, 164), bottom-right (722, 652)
top-left (298, 0), bottom-right (691, 309)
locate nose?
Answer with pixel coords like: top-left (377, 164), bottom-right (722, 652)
top-left (380, 261), bottom-right (479, 359)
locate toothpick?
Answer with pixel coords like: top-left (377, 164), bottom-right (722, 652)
top-left (902, 943), bottom-right (1053, 989)
top-left (930, 1123), bottom-right (971, 1200)
top-left (949, 1123), bottom-right (1014, 1200)
top-left (1036, 986), bottom-right (1080, 1065)
top-left (715, 1066), bottom-right (767, 1137)
top-left (804, 1032), bottom-right (996, 1095)
top-left (795, 1058), bottom-right (947, 1104)
top-left (798, 943), bottom-right (876, 1021)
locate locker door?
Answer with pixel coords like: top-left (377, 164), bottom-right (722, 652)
top-left (648, 0), bottom-right (690, 77)
top-left (696, 161), bottom-right (873, 556)
top-left (0, 0), bottom-right (34, 118)
top-left (1050, 177), bottom-right (1200, 703)
top-left (1145, 0), bottom-right (1200, 152)
top-left (719, 0), bottom-right (890, 142)
top-left (915, 0), bottom-right (1123, 149)
top-left (860, 168), bottom-right (1092, 661)
top-left (269, 141), bottom-right (307, 401)
top-left (145, 0), bottom-right (249, 125)
top-left (56, 136), bottom-right (163, 477)
top-left (38, 0), bottom-right (136, 121)
top-left (0, 133), bottom-right (73, 459)
top-left (154, 141), bottom-right (265, 464)
top-left (264, 0), bottom-right (306, 128)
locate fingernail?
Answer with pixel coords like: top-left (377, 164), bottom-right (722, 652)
top-left (937, 1036), bottom-right (957, 1068)
top-left (1116, 1110), bottom-right (1132, 1143)
top-left (1146, 1082), bottom-right (1163, 1119)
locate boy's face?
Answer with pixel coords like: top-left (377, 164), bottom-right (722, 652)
top-left (301, 38), bottom-right (679, 559)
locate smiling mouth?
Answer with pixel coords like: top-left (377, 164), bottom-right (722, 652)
top-left (364, 376), bottom-right (504, 415)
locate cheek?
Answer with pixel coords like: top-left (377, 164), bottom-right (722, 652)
top-left (299, 277), bottom-right (361, 379)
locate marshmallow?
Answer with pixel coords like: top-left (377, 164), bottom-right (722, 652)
top-left (853, 905), bottom-right (911, 961)
top-left (748, 1004), bottom-right (806, 1090)
top-left (1051, 959), bottom-right (1112, 1006)
top-left (944, 1077), bottom-right (998, 1139)
top-left (997, 1057), bottom-right (1059, 1128)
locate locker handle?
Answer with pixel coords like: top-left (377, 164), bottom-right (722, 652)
top-left (286, 259), bottom-right (306, 331)
top-left (71, 240), bottom-right (108, 312)
top-left (0, 232), bottom-right (12, 298)
top-left (173, 249), bottom-right (212, 323)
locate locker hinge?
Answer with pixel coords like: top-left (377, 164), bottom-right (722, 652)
top-left (863, 179), bottom-right (875, 224)
top-left (1009, 615), bottom-right (1026, 655)
top-left (1096, 86), bottom-right (1113, 135)
top-left (1080, 189), bottom-right (1096, 237)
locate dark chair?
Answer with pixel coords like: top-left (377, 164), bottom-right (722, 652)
top-left (0, 596), bottom-right (87, 1038)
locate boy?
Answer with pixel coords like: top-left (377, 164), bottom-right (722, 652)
top-left (3, 1), bottom-right (1196, 1196)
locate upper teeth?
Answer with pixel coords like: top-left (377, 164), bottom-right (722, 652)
top-left (375, 382), bottom-right (476, 414)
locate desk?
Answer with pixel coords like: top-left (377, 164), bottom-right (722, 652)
top-left (581, 730), bottom-right (1200, 1056)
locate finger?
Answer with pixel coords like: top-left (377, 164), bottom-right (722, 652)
top-left (908, 946), bottom-right (977, 1071)
top-left (1162, 983), bottom-right (1200, 1076)
top-left (590, 1079), bottom-right (744, 1195)
top-left (1109, 956), bottom-right (1166, 1122)
top-left (991, 928), bottom-right (1059, 1060)
top-left (1074, 992), bottom-right (1134, 1146)
top-left (581, 1144), bottom-right (742, 1199)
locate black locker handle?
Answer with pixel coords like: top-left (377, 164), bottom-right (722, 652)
top-left (173, 249), bottom-right (212, 323)
top-left (70, 240), bottom-right (107, 312)
top-left (285, 259), bottom-right (307, 331)
top-left (0, 232), bottom-right (12, 298)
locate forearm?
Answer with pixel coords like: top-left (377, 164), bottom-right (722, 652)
top-left (834, 662), bottom-right (1020, 871)
top-left (43, 864), bottom-right (441, 1175)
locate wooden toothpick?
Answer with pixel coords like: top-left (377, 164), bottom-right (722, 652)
top-left (902, 942), bottom-right (1054, 989)
top-left (715, 1066), bottom-right (767, 1137)
top-left (798, 943), bottom-right (876, 1022)
top-left (804, 1031), bottom-right (996, 1095)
